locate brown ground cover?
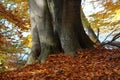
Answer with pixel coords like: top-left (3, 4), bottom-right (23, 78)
top-left (0, 47), bottom-right (120, 80)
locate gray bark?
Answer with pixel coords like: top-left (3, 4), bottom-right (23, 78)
top-left (27, 0), bottom-right (62, 64)
top-left (60, 0), bottom-right (82, 55)
top-left (26, 0), bottom-right (94, 64)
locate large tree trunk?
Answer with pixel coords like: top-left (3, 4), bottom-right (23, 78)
top-left (61, 0), bottom-right (94, 50)
top-left (27, 0), bottom-right (62, 64)
top-left (60, 0), bottom-right (82, 56)
top-left (27, 0), bottom-right (94, 64)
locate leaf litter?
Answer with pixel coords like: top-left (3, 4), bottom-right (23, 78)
top-left (0, 47), bottom-right (120, 80)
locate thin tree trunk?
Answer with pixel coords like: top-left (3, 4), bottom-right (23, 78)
top-left (81, 8), bottom-right (100, 44)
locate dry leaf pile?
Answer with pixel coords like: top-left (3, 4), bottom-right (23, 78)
top-left (0, 47), bottom-right (120, 80)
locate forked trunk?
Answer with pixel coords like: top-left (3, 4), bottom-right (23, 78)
top-left (27, 0), bottom-right (94, 64)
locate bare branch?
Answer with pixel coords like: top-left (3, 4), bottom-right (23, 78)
top-left (101, 32), bottom-right (120, 48)
top-left (102, 28), bottom-right (117, 43)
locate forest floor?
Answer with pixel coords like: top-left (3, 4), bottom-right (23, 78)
top-left (0, 47), bottom-right (120, 80)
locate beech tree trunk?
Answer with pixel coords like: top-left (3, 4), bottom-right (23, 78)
top-left (26, 0), bottom-right (94, 64)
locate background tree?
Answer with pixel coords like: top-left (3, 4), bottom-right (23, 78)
top-left (84, 0), bottom-right (120, 38)
top-left (82, 0), bottom-right (120, 48)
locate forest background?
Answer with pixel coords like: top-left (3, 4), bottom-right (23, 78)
top-left (0, 0), bottom-right (120, 72)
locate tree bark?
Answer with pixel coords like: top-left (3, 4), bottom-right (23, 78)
top-left (60, 0), bottom-right (82, 55)
top-left (27, 0), bottom-right (94, 64)
top-left (27, 0), bottom-right (62, 64)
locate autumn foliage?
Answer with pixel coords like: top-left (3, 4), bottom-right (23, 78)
top-left (0, 0), bottom-right (30, 68)
top-left (0, 47), bottom-right (120, 80)
top-left (0, 0), bottom-right (120, 79)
